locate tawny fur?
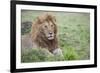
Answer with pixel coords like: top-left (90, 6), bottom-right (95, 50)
top-left (31, 13), bottom-right (58, 53)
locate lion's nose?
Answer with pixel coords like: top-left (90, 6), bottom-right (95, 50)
top-left (49, 32), bottom-right (52, 35)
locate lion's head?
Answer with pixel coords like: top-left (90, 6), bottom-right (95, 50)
top-left (36, 13), bottom-right (57, 40)
top-left (31, 13), bottom-right (58, 52)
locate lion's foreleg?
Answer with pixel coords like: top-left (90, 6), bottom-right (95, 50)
top-left (52, 48), bottom-right (64, 58)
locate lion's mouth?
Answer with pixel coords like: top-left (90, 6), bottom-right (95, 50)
top-left (48, 35), bottom-right (54, 40)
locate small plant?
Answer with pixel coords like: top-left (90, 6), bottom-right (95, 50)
top-left (21, 22), bottom-right (32, 35)
top-left (62, 46), bottom-right (79, 60)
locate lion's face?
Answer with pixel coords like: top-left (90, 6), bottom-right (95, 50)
top-left (41, 21), bottom-right (55, 40)
top-left (32, 13), bottom-right (57, 40)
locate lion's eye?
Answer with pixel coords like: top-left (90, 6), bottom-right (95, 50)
top-left (51, 25), bottom-right (53, 27)
top-left (44, 25), bottom-right (47, 28)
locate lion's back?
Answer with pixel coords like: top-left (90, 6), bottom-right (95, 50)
top-left (21, 34), bottom-right (33, 50)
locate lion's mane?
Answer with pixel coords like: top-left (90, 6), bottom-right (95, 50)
top-left (31, 13), bottom-right (58, 53)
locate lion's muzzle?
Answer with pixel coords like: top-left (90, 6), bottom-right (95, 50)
top-left (47, 32), bottom-right (54, 40)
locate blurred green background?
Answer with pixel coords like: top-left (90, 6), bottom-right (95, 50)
top-left (21, 10), bottom-right (90, 62)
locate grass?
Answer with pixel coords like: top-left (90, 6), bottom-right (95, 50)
top-left (21, 10), bottom-right (90, 62)
top-left (21, 48), bottom-right (64, 62)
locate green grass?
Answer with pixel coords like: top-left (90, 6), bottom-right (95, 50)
top-left (21, 48), bottom-right (64, 62)
top-left (21, 10), bottom-right (90, 62)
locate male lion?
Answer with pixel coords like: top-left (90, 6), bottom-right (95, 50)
top-left (22, 13), bottom-right (63, 56)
